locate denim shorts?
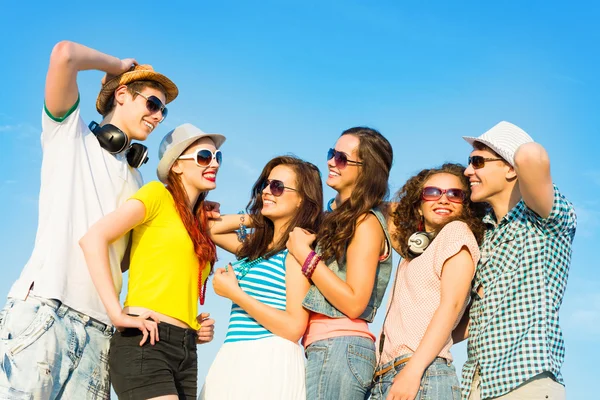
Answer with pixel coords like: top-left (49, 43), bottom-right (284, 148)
top-left (371, 354), bottom-right (462, 400)
top-left (305, 335), bottom-right (376, 400)
top-left (0, 295), bottom-right (112, 399)
top-left (110, 321), bottom-right (198, 400)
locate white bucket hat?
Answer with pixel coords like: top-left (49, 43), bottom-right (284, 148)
top-left (157, 123), bottom-right (226, 183)
top-left (463, 121), bottom-right (534, 166)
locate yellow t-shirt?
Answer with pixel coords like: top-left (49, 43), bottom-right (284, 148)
top-left (124, 181), bottom-right (210, 330)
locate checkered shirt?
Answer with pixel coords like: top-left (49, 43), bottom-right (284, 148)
top-left (461, 185), bottom-right (576, 399)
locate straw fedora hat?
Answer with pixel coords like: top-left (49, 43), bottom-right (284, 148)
top-left (96, 64), bottom-right (179, 115)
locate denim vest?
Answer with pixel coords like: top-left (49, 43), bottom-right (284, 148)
top-left (302, 206), bottom-right (393, 322)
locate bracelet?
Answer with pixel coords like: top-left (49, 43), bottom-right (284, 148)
top-left (305, 253), bottom-right (321, 279)
top-left (302, 251), bottom-right (316, 276)
top-left (236, 211), bottom-right (248, 242)
top-left (302, 251), bottom-right (321, 279)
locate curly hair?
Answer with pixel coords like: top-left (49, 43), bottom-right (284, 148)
top-left (317, 127), bottom-right (393, 263)
top-left (392, 163), bottom-right (487, 260)
top-left (238, 155), bottom-right (324, 261)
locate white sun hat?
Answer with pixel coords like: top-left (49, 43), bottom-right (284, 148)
top-left (157, 123), bottom-right (226, 183)
top-left (463, 121), bottom-right (534, 166)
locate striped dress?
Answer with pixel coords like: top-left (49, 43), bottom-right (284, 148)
top-left (201, 248), bottom-right (306, 399)
top-left (224, 250), bottom-right (288, 343)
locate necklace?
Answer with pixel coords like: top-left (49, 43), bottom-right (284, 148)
top-left (229, 256), bottom-right (264, 280)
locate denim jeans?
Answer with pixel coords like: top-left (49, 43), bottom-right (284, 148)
top-left (371, 354), bottom-right (462, 400)
top-left (305, 336), bottom-right (376, 400)
top-left (0, 295), bottom-right (113, 399)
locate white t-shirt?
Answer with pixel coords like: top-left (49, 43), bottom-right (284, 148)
top-left (8, 100), bottom-right (143, 325)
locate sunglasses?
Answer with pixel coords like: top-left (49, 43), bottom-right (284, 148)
top-left (327, 148), bottom-right (363, 170)
top-left (421, 186), bottom-right (466, 204)
top-left (262, 179), bottom-right (297, 197)
top-left (468, 155), bottom-right (504, 169)
top-left (135, 91), bottom-right (168, 122)
top-left (178, 149), bottom-right (222, 167)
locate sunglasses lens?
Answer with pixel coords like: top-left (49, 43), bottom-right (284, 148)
top-left (327, 148), bottom-right (335, 161)
top-left (334, 152), bottom-right (348, 169)
top-left (446, 189), bottom-right (465, 203)
top-left (146, 96), bottom-right (168, 120)
top-left (469, 156), bottom-right (485, 169)
top-left (215, 150), bottom-right (222, 166)
top-left (196, 150), bottom-right (213, 166)
top-left (422, 187), bottom-right (442, 201)
top-left (270, 180), bottom-right (285, 196)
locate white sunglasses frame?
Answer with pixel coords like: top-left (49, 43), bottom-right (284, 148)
top-left (178, 148), bottom-right (222, 167)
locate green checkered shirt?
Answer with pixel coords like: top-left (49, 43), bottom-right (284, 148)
top-left (461, 185), bottom-right (576, 399)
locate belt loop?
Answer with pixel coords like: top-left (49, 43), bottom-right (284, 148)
top-left (56, 303), bottom-right (69, 318)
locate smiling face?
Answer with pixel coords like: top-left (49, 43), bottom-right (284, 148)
top-left (419, 172), bottom-right (466, 232)
top-left (261, 165), bottom-right (302, 224)
top-left (172, 137), bottom-right (219, 192)
top-left (326, 134), bottom-right (362, 198)
top-left (111, 85), bottom-right (167, 141)
top-left (464, 146), bottom-right (514, 204)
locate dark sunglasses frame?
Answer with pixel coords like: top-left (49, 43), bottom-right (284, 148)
top-left (178, 148), bottom-right (222, 167)
top-left (468, 155), bottom-right (504, 169)
top-left (262, 179), bottom-right (297, 197)
top-left (135, 91), bottom-right (168, 122)
top-left (421, 186), bottom-right (466, 204)
top-left (327, 148), bottom-right (363, 170)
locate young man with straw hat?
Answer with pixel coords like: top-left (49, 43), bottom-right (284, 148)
top-left (455, 121), bottom-right (577, 400)
top-left (0, 41), bottom-right (179, 399)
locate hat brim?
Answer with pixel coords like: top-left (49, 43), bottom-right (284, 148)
top-left (157, 133), bottom-right (226, 183)
top-left (96, 69), bottom-right (179, 115)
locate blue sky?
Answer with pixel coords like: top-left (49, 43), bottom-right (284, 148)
top-left (1, 1), bottom-right (598, 398)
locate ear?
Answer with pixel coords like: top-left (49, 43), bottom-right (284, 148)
top-left (505, 164), bottom-right (517, 180)
top-left (171, 160), bottom-right (184, 175)
top-left (113, 85), bottom-right (130, 107)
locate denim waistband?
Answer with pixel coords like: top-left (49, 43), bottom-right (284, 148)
top-left (122, 320), bottom-right (197, 349)
top-left (375, 353), bottom-right (451, 379)
top-left (30, 295), bottom-right (113, 335)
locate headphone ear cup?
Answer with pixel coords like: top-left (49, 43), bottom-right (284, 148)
top-left (407, 231), bottom-right (433, 256)
top-left (89, 122), bottom-right (129, 154)
top-left (126, 143), bottom-right (149, 169)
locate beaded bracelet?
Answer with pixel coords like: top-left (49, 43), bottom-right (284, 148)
top-left (302, 251), bottom-right (316, 276)
top-left (305, 253), bottom-right (321, 279)
top-left (236, 211), bottom-right (248, 242)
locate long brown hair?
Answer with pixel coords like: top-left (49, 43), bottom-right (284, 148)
top-left (166, 168), bottom-right (217, 289)
top-left (317, 127), bottom-right (393, 263)
top-left (392, 163), bottom-right (487, 260)
top-left (238, 156), bottom-right (324, 261)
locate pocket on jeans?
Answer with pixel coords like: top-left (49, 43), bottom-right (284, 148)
top-left (0, 385), bottom-right (32, 400)
top-left (347, 343), bottom-right (376, 388)
top-left (1, 302), bottom-right (55, 357)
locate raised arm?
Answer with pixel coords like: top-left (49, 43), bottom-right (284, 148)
top-left (208, 213), bottom-right (252, 254)
top-left (386, 247), bottom-right (474, 399)
top-left (212, 254), bottom-right (311, 342)
top-left (45, 41), bottom-right (136, 118)
top-left (288, 213), bottom-right (385, 319)
top-left (79, 199), bottom-right (159, 345)
top-left (513, 142), bottom-right (554, 219)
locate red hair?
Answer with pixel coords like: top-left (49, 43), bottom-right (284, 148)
top-left (166, 170), bottom-right (217, 304)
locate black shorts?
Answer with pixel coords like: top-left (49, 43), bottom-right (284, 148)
top-left (109, 321), bottom-right (198, 399)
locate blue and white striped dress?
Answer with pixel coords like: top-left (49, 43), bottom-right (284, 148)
top-left (224, 250), bottom-right (288, 343)
top-left (201, 248), bottom-right (306, 399)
